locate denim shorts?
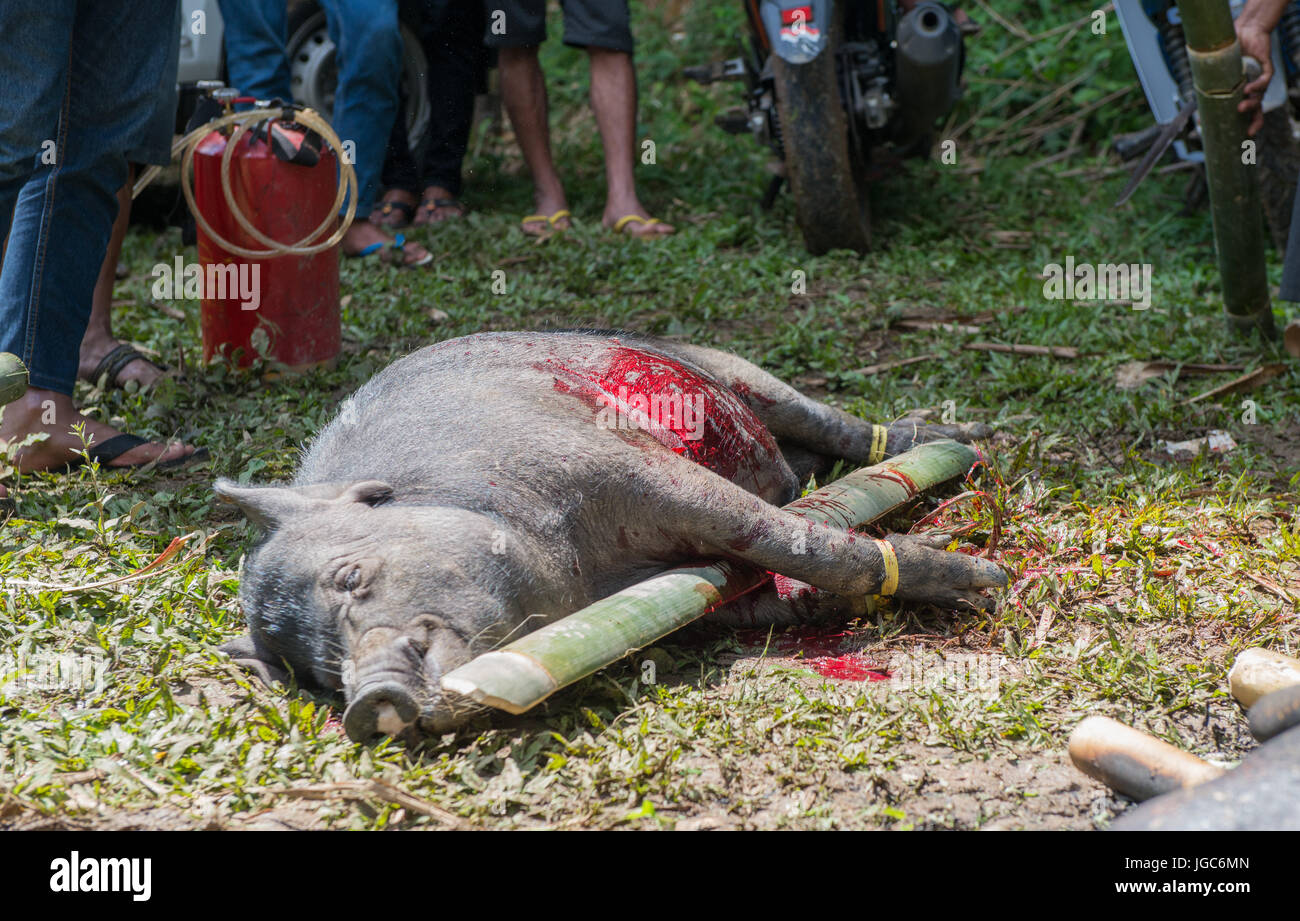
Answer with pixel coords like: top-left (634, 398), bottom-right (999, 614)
top-left (483, 0), bottom-right (633, 53)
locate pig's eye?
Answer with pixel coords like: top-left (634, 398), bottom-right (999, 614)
top-left (336, 567), bottom-right (362, 592)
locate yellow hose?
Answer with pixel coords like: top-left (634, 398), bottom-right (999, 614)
top-left (133, 106), bottom-right (358, 259)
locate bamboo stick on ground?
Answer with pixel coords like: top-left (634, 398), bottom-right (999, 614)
top-left (1229, 648), bottom-right (1300, 708)
top-left (0, 353), bottom-right (29, 406)
top-left (442, 439), bottom-right (978, 715)
top-left (1068, 716), bottom-right (1224, 801)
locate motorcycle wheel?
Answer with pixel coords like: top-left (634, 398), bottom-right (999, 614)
top-left (771, 31), bottom-right (871, 254)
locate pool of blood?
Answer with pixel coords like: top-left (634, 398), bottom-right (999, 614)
top-left (737, 625), bottom-right (891, 682)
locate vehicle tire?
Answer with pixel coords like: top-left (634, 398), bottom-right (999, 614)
top-left (771, 24), bottom-right (871, 254)
top-left (285, 1), bottom-right (431, 161)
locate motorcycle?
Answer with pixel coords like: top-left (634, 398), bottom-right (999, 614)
top-left (686, 1), bottom-right (969, 255)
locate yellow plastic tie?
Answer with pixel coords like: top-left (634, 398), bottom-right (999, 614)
top-left (868, 424), bottom-right (888, 465)
top-left (873, 539), bottom-right (899, 596)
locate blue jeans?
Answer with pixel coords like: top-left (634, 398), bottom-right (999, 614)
top-left (218, 0), bottom-right (403, 218)
top-left (0, 0), bottom-right (179, 396)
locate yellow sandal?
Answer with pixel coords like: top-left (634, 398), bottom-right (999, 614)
top-left (520, 209), bottom-right (571, 235)
top-left (611, 214), bottom-right (673, 236)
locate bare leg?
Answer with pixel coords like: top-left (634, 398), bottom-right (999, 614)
top-left (76, 169), bottom-right (163, 389)
top-left (587, 47), bottom-right (672, 237)
top-left (498, 45), bottom-right (571, 234)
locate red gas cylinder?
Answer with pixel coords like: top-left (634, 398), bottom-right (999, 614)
top-left (193, 122), bottom-right (341, 370)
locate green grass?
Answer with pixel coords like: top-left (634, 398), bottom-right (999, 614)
top-left (0, 1), bottom-right (1297, 829)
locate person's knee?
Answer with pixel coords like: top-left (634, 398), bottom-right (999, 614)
top-left (334, 3), bottom-right (404, 72)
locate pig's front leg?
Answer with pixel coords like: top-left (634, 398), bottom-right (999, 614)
top-left (648, 466), bottom-right (1006, 611)
top-left (709, 579), bottom-right (869, 628)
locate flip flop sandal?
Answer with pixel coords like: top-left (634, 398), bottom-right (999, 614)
top-left (611, 214), bottom-right (673, 236)
top-left (414, 197), bottom-right (467, 225)
top-left (350, 233), bottom-right (433, 268)
top-left (521, 209), bottom-right (571, 235)
top-left (88, 343), bottom-right (167, 390)
top-left (370, 199), bottom-right (415, 229)
top-left (62, 434), bottom-right (209, 473)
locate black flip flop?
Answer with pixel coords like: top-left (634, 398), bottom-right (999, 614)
top-left (415, 197), bottom-right (466, 225)
top-left (370, 199), bottom-right (415, 229)
top-left (64, 434), bottom-right (209, 473)
top-left (88, 343), bottom-right (166, 390)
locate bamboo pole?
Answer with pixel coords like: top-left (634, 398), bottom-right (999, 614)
top-left (0, 353), bottom-right (28, 406)
top-left (441, 439), bottom-right (978, 714)
top-left (1228, 647), bottom-right (1300, 707)
top-left (1176, 0), bottom-right (1277, 337)
top-left (1068, 716), bottom-right (1224, 801)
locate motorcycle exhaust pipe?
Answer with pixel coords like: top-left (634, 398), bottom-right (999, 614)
top-left (894, 1), bottom-right (963, 152)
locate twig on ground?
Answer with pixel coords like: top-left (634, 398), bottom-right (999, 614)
top-left (1183, 364), bottom-right (1286, 405)
top-left (260, 779), bottom-right (470, 829)
top-left (849, 354), bottom-right (939, 376)
top-left (965, 342), bottom-right (1080, 359)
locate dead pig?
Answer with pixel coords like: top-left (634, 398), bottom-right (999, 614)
top-left (216, 330), bottom-right (1005, 740)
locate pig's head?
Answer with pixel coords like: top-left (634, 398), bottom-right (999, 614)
top-left (215, 478), bottom-right (523, 741)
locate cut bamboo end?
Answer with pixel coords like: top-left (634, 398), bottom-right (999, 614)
top-left (0, 352), bottom-right (29, 406)
top-left (1068, 716), bottom-right (1224, 802)
top-left (440, 651), bottom-right (557, 715)
top-left (1228, 648), bottom-right (1300, 708)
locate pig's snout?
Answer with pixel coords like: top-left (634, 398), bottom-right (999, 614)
top-left (344, 680), bottom-right (421, 740)
top-left (342, 627), bottom-right (426, 740)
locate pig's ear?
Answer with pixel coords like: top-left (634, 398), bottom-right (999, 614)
top-left (338, 480), bottom-right (394, 507)
top-left (214, 478), bottom-right (314, 529)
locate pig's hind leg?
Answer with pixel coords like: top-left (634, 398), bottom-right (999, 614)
top-left (648, 339), bottom-right (988, 470)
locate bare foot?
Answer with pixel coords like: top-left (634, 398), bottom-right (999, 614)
top-left (0, 389), bottom-right (194, 472)
top-left (521, 189), bottom-right (573, 236)
top-left (78, 335), bottom-right (164, 390)
top-left (341, 222), bottom-right (432, 267)
top-left (603, 202), bottom-right (674, 238)
top-left (370, 189), bottom-right (416, 229)
top-left (413, 185), bottom-right (466, 226)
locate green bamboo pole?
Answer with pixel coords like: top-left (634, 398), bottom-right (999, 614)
top-left (0, 353), bottom-right (28, 406)
top-left (441, 439), bottom-right (978, 714)
top-left (1177, 0), bottom-right (1277, 337)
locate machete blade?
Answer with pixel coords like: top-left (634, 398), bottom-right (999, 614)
top-left (1114, 98), bottom-right (1197, 207)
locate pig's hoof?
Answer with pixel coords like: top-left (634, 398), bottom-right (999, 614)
top-left (343, 681), bottom-right (420, 740)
